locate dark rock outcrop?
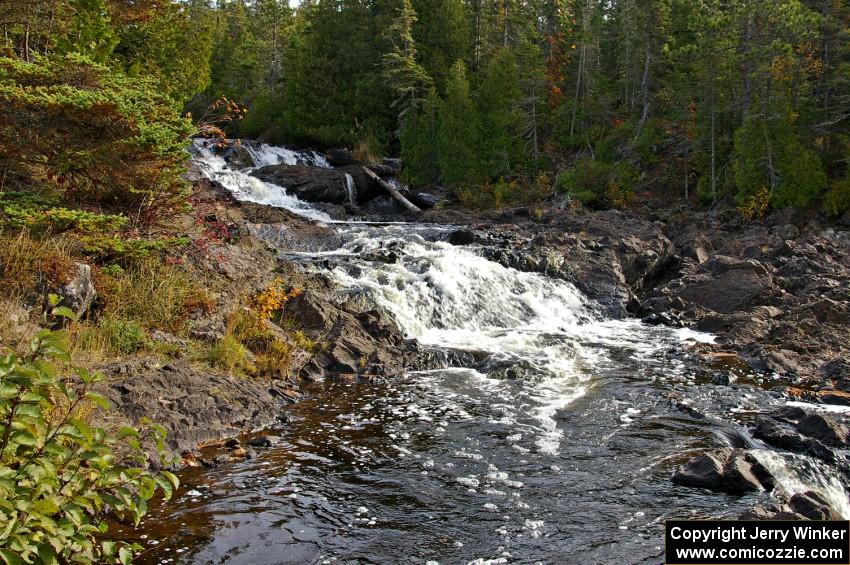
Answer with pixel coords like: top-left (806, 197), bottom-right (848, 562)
top-left (285, 282), bottom-right (416, 380)
top-left (672, 448), bottom-right (774, 494)
top-left (796, 413), bottom-right (849, 447)
top-left (252, 165), bottom-right (351, 205)
top-left (752, 417), bottom-right (836, 463)
top-left (98, 359), bottom-right (294, 453)
top-left (788, 491), bottom-right (843, 521)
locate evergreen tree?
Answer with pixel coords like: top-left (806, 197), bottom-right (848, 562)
top-left (478, 48), bottom-right (525, 179)
top-left (437, 61), bottom-right (481, 186)
top-left (383, 0), bottom-right (434, 134)
top-left (400, 88), bottom-right (441, 185)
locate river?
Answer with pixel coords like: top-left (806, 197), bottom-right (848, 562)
top-left (120, 140), bottom-right (849, 564)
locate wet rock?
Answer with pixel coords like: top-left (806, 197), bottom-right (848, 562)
top-left (671, 448), bottom-right (774, 494)
top-left (752, 417), bottom-right (835, 463)
top-left (285, 287), bottom-right (414, 380)
top-left (248, 435), bottom-right (281, 448)
top-left (224, 438), bottom-right (241, 448)
top-left (55, 262), bottom-right (97, 317)
top-left (448, 229), bottom-right (476, 246)
top-left (789, 491), bottom-right (842, 521)
top-left (220, 144), bottom-right (255, 169)
top-left (821, 391), bottom-right (850, 407)
top-left (771, 405), bottom-right (807, 423)
top-left (796, 414), bottom-right (849, 447)
top-left (252, 165), bottom-right (351, 205)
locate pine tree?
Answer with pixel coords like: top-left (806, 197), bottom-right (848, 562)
top-left (437, 61), bottom-right (481, 186)
top-left (400, 88), bottom-right (441, 185)
top-left (383, 0), bottom-right (434, 134)
top-left (478, 48), bottom-right (525, 179)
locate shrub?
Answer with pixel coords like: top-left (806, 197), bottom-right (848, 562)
top-left (205, 334), bottom-right (255, 375)
top-left (218, 282), bottom-right (309, 379)
top-left (1, 192), bottom-right (127, 235)
top-left (95, 258), bottom-right (213, 335)
top-left (557, 157), bottom-right (636, 209)
top-left (96, 317), bottom-right (146, 355)
top-left (824, 177), bottom-right (850, 217)
top-left (0, 53), bottom-right (194, 229)
top-left (0, 231), bottom-right (77, 297)
top-left (0, 306), bottom-right (177, 563)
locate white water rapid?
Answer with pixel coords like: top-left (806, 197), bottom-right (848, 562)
top-left (138, 139), bottom-right (850, 564)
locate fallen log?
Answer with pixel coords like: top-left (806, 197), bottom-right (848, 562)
top-left (362, 167), bottom-right (421, 213)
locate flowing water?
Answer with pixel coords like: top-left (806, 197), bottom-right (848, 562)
top-left (128, 141), bottom-right (850, 564)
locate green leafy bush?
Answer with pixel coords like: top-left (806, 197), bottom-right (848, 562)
top-left (824, 177), bottom-right (850, 217)
top-left (557, 157), bottom-right (636, 209)
top-left (0, 303), bottom-right (177, 563)
top-left (1, 192), bottom-right (126, 235)
top-left (95, 317), bottom-right (147, 354)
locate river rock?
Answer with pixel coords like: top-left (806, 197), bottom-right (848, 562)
top-left (449, 229), bottom-right (476, 245)
top-left (55, 262), bottom-right (97, 317)
top-left (325, 147), bottom-right (358, 167)
top-left (252, 164), bottom-right (351, 205)
top-left (409, 192), bottom-right (442, 210)
top-left (285, 286), bottom-right (414, 380)
top-left (752, 417), bottom-right (835, 463)
top-left (97, 359), bottom-right (291, 453)
top-left (788, 491), bottom-right (842, 521)
top-left (671, 448), bottom-right (774, 494)
top-left (220, 144), bottom-right (255, 169)
top-left (248, 435), bottom-right (281, 448)
top-left (796, 414), bottom-right (849, 447)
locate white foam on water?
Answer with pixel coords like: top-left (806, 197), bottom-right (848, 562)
top-left (750, 449), bottom-right (850, 518)
top-left (344, 173), bottom-right (357, 207)
top-left (190, 139), bottom-right (334, 222)
top-left (676, 327), bottom-right (717, 344)
top-left (786, 400), bottom-right (850, 415)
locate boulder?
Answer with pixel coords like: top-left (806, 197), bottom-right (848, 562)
top-left (672, 448), bottom-right (774, 494)
top-left (448, 229), bottom-right (476, 246)
top-left (675, 268), bottom-right (772, 313)
top-left (796, 414), bottom-right (849, 447)
top-left (56, 262), bottom-right (97, 317)
top-left (409, 192), bottom-right (442, 210)
top-left (252, 165), bottom-right (350, 204)
top-left (248, 435), bottom-right (281, 448)
top-left (220, 144), bottom-right (255, 169)
top-left (789, 491), bottom-right (842, 521)
top-left (97, 359), bottom-right (290, 453)
top-left (753, 417), bottom-right (835, 463)
top-left (325, 148), bottom-right (359, 167)
top-left (284, 289), bottom-right (414, 380)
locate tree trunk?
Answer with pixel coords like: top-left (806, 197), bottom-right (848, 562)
top-left (740, 13), bottom-right (754, 120)
top-left (761, 81), bottom-right (778, 195)
top-left (633, 45), bottom-right (651, 141)
top-left (363, 167), bottom-right (422, 213)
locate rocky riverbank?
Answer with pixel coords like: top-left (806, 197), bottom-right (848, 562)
top-left (89, 140), bottom-right (850, 527)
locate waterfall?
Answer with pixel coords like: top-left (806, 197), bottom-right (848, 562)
top-left (344, 173), bottom-right (357, 207)
top-left (189, 139), bottom-right (334, 222)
